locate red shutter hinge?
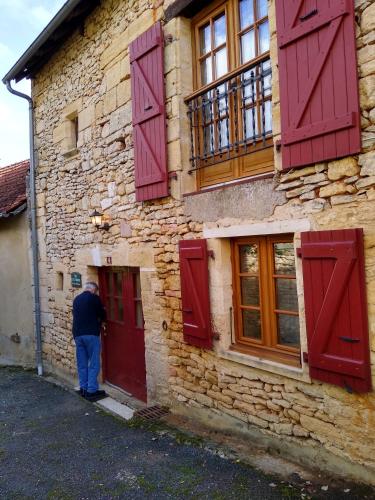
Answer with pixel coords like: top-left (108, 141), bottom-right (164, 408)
top-left (275, 140), bottom-right (282, 152)
top-left (208, 250), bottom-right (215, 259)
top-left (297, 248), bottom-right (302, 258)
top-left (164, 34), bottom-right (173, 45)
top-left (168, 171), bottom-right (178, 180)
top-left (303, 352), bottom-right (308, 363)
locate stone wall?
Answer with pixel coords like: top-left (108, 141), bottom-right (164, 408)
top-left (32, 0), bottom-right (375, 483)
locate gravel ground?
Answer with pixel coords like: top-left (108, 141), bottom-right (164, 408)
top-left (0, 367), bottom-right (374, 500)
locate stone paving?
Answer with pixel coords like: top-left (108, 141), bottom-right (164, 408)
top-left (0, 367), bottom-right (374, 500)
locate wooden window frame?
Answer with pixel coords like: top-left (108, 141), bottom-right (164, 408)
top-left (190, 0), bottom-right (274, 189)
top-left (231, 235), bottom-right (301, 367)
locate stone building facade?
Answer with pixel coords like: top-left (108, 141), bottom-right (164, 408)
top-left (7, 0), bottom-right (375, 484)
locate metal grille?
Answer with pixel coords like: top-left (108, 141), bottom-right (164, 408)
top-left (134, 405), bottom-right (169, 420)
top-left (186, 57), bottom-right (272, 172)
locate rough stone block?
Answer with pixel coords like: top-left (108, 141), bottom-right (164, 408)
top-left (327, 157), bottom-right (359, 180)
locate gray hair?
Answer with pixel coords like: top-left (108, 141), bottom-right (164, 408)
top-left (84, 282), bottom-right (99, 292)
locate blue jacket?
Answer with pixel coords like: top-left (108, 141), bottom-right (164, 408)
top-left (72, 291), bottom-right (106, 338)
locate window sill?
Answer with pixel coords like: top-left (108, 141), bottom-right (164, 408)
top-left (183, 171), bottom-right (274, 198)
top-left (62, 147), bottom-right (79, 159)
top-left (217, 346), bottom-right (312, 383)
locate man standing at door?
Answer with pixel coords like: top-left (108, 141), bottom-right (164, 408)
top-left (72, 282), bottom-right (107, 402)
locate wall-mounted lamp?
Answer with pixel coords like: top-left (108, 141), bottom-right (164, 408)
top-left (90, 210), bottom-right (110, 231)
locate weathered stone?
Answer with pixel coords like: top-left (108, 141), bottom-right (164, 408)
top-left (319, 181), bottom-right (353, 198)
top-left (293, 425), bottom-right (309, 437)
top-left (361, 3), bottom-right (375, 34)
top-left (280, 166), bottom-right (316, 182)
top-left (359, 150), bottom-right (375, 175)
top-left (331, 195), bottom-right (358, 205)
top-left (248, 414), bottom-right (269, 429)
top-left (276, 180), bottom-right (303, 191)
top-left (273, 423), bottom-right (293, 435)
top-left (303, 173), bottom-right (327, 184)
top-left (356, 176), bottom-right (375, 189)
top-left (327, 158), bottom-right (359, 180)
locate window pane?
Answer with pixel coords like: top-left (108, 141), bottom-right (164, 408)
top-left (109, 296), bottom-right (115, 320)
top-left (136, 301), bottom-right (143, 328)
top-left (203, 125), bottom-right (214, 155)
top-left (201, 56), bottom-right (213, 85)
top-left (241, 30), bottom-right (255, 63)
top-left (274, 243), bottom-right (295, 275)
top-left (276, 278), bottom-right (298, 311)
top-left (277, 314), bottom-right (300, 348)
top-left (106, 272), bottom-right (113, 294)
top-left (239, 244), bottom-right (258, 273)
top-left (215, 47), bottom-right (228, 78)
top-left (242, 70), bottom-right (256, 103)
top-left (200, 23), bottom-right (211, 55)
top-left (115, 272), bottom-right (122, 296)
top-left (259, 21), bottom-right (270, 53)
top-left (242, 309), bottom-right (261, 339)
top-left (239, 0), bottom-right (254, 29)
top-left (263, 100), bottom-right (272, 134)
top-left (216, 83), bottom-right (228, 118)
top-left (117, 298), bottom-right (124, 321)
top-left (241, 277), bottom-right (259, 306)
top-left (214, 14), bottom-right (226, 47)
top-left (257, 0), bottom-right (268, 19)
top-left (245, 107), bottom-right (259, 139)
top-left (216, 118), bottom-right (229, 149)
top-left (262, 60), bottom-right (272, 97)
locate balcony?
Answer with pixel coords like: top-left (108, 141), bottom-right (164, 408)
top-left (186, 56), bottom-right (273, 188)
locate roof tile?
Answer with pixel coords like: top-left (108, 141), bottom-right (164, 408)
top-left (0, 160), bottom-right (29, 215)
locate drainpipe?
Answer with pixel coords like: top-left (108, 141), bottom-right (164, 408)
top-left (5, 80), bottom-right (43, 376)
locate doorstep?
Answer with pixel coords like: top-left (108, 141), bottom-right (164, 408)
top-left (101, 382), bottom-right (147, 411)
top-left (95, 397), bottom-right (135, 420)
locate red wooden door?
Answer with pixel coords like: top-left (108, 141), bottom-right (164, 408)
top-left (98, 268), bottom-right (147, 402)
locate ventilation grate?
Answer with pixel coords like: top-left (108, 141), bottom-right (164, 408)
top-left (134, 405), bottom-right (169, 421)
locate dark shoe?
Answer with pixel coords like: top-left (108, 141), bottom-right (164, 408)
top-left (75, 388), bottom-right (87, 397)
top-left (85, 390), bottom-right (107, 402)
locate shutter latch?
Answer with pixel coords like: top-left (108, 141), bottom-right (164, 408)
top-left (297, 248), bottom-right (302, 258)
top-left (300, 9), bottom-right (318, 21)
top-left (339, 336), bottom-right (360, 343)
top-left (302, 352), bottom-right (308, 363)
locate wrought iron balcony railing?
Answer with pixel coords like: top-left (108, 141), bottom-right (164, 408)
top-left (186, 56), bottom-right (272, 172)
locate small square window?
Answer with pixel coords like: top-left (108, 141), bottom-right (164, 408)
top-left (56, 272), bottom-right (64, 291)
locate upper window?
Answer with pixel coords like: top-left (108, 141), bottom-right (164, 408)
top-left (232, 235), bottom-right (301, 366)
top-left (187, 0), bottom-right (273, 189)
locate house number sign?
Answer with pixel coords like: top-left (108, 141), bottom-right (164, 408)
top-left (71, 272), bottom-right (82, 288)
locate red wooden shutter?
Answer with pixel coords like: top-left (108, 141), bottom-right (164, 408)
top-left (300, 229), bottom-right (371, 393)
top-left (276, 1), bottom-right (361, 170)
top-left (130, 22), bottom-right (168, 201)
top-left (179, 239), bottom-right (212, 349)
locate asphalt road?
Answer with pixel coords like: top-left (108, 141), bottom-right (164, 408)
top-left (0, 367), bottom-right (373, 500)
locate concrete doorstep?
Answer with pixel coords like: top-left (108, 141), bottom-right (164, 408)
top-left (95, 396), bottom-right (134, 420)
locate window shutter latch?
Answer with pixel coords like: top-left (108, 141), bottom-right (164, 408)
top-left (296, 248), bottom-right (302, 258)
top-left (208, 250), bottom-right (215, 259)
top-left (299, 9), bottom-right (318, 21)
top-left (302, 352), bottom-right (308, 363)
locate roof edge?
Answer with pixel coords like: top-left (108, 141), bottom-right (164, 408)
top-left (2, 0), bottom-right (85, 83)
